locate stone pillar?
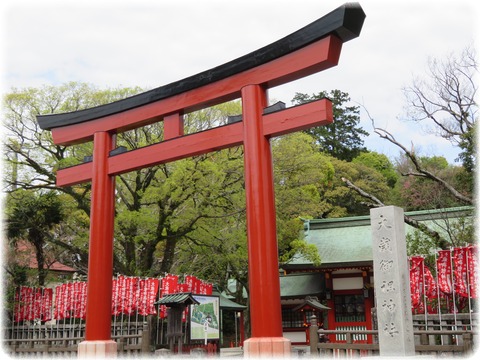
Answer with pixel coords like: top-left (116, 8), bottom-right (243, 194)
top-left (370, 206), bottom-right (415, 356)
top-left (78, 341), bottom-right (117, 358)
top-left (309, 315), bottom-right (319, 355)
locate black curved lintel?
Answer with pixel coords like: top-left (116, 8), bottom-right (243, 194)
top-left (37, 3), bottom-right (365, 130)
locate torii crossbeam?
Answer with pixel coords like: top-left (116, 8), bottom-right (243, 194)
top-left (37, 3), bottom-right (365, 357)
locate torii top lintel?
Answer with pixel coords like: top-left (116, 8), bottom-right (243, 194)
top-left (37, 2), bottom-right (365, 145)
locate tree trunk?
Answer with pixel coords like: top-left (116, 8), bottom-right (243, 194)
top-left (138, 242), bottom-right (157, 276)
top-left (30, 230), bottom-right (47, 286)
top-left (160, 237), bottom-right (177, 274)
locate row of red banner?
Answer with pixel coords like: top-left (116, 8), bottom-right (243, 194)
top-left (14, 274), bottom-right (212, 323)
top-left (410, 245), bottom-right (478, 313)
top-left (14, 287), bottom-right (53, 323)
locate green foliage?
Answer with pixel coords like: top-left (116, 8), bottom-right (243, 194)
top-left (325, 157), bottom-right (393, 216)
top-left (353, 152), bottom-right (398, 188)
top-left (406, 230), bottom-right (438, 257)
top-left (456, 126), bottom-right (476, 191)
top-left (7, 190), bottom-right (63, 239)
top-left (419, 156), bottom-right (449, 170)
top-left (278, 218), bottom-right (321, 266)
top-left (292, 89), bottom-right (369, 161)
top-left (273, 133), bottom-right (334, 219)
top-left (6, 190), bottom-right (65, 285)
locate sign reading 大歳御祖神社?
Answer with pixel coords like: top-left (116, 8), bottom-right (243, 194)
top-left (371, 206), bottom-right (415, 356)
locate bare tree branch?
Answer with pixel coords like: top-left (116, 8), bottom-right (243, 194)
top-left (373, 126), bottom-right (472, 204)
top-left (341, 177), bottom-right (449, 249)
top-left (358, 103), bottom-right (473, 205)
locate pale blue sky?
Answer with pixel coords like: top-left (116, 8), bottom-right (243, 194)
top-left (1, 0), bottom-right (478, 163)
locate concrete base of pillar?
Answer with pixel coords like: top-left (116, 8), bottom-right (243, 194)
top-left (244, 337), bottom-right (291, 357)
top-left (78, 340), bottom-right (117, 358)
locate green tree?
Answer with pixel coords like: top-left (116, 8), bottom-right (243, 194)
top-left (3, 83), bottom-right (146, 273)
top-left (327, 157), bottom-right (393, 216)
top-left (6, 190), bottom-right (64, 286)
top-left (3, 82), bottom-right (144, 213)
top-left (272, 132), bottom-right (334, 219)
top-left (352, 151), bottom-right (398, 188)
top-left (292, 89), bottom-right (369, 161)
top-left (111, 101), bottom-right (247, 276)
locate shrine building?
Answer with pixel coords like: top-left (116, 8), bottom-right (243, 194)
top-left (276, 206), bottom-right (473, 345)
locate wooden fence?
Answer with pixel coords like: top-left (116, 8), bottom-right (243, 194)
top-left (3, 318), bottom-right (218, 356)
top-left (3, 322), bottom-right (150, 357)
top-left (310, 313), bottom-right (477, 357)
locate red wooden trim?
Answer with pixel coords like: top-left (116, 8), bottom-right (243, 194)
top-left (50, 36), bottom-right (341, 146)
top-left (56, 162), bottom-right (92, 187)
top-left (109, 121), bottom-right (244, 176)
top-left (328, 287), bottom-right (373, 344)
top-left (263, 99), bottom-right (332, 137)
top-left (163, 113), bottom-right (184, 140)
top-left (55, 99), bottom-right (332, 186)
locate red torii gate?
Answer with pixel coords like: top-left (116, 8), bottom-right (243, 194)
top-left (38, 3), bottom-right (364, 356)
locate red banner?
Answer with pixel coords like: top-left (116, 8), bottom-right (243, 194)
top-left (453, 247), bottom-right (469, 297)
top-left (15, 286), bottom-right (32, 322)
top-left (437, 250), bottom-right (452, 294)
top-left (177, 283), bottom-right (189, 293)
top-left (54, 285), bottom-right (63, 320)
top-left (72, 282), bottom-right (87, 319)
top-left (199, 282), bottom-right (207, 295)
top-left (184, 275), bottom-right (197, 293)
top-left (146, 278), bottom-right (160, 315)
top-left (182, 275), bottom-right (213, 294)
top-left (112, 276), bottom-right (124, 316)
top-left (125, 277), bottom-right (139, 314)
top-left (161, 274), bottom-right (178, 295)
top-left (410, 256), bottom-right (424, 309)
top-left (53, 283), bottom-right (76, 319)
top-left (136, 278), bottom-right (159, 316)
top-left (158, 275), bottom-right (179, 319)
top-left (467, 245), bottom-right (478, 298)
top-left (424, 265), bottom-right (437, 300)
top-left (205, 283), bottom-right (213, 295)
top-left (117, 275), bottom-right (127, 315)
top-left (41, 288), bottom-right (53, 322)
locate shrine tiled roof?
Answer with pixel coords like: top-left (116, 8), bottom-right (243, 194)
top-left (215, 292), bottom-right (247, 311)
top-left (155, 293), bottom-right (199, 306)
top-left (293, 296), bottom-right (331, 311)
top-left (280, 272), bottom-right (325, 298)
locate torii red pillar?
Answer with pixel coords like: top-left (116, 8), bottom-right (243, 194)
top-left (37, 4), bottom-right (365, 357)
top-left (241, 84), bottom-right (287, 354)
